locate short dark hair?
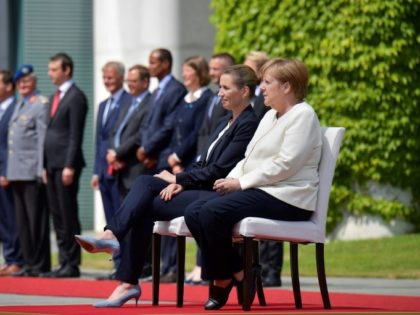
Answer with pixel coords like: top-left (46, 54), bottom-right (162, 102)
top-left (212, 52), bottom-right (236, 66)
top-left (129, 64), bottom-right (150, 81)
top-left (50, 52), bottom-right (74, 77)
top-left (0, 69), bottom-right (15, 90)
top-left (153, 48), bottom-right (173, 70)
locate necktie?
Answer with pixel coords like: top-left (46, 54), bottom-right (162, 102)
top-left (114, 100), bottom-right (139, 148)
top-left (0, 103), bottom-right (6, 121)
top-left (103, 97), bottom-right (114, 126)
top-left (152, 87), bottom-right (161, 101)
top-left (50, 90), bottom-right (61, 117)
top-left (208, 95), bottom-right (219, 118)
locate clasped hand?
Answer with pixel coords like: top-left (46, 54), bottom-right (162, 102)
top-left (213, 177), bottom-right (241, 195)
top-left (159, 183), bottom-right (184, 201)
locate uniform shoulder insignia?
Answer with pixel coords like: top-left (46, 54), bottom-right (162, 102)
top-left (39, 95), bottom-right (49, 105)
top-left (29, 95), bottom-right (37, 104)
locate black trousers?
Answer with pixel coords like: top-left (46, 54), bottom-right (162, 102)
top-left (184, 188), bottom-right (312, 280)
top-left (46, 169), bottom-right (82, 268)
top-left (260, 241), bottom-right (283, 279)
top-left (106, 175), bottom-right (215, 284)
top-left (0, 185), bottom-right (23, 265)
top-left (11, 181), bottom-right (51, 273)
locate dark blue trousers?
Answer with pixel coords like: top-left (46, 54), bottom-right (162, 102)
top-left (106, 175), bottom-right (215, 284)
top-left (0, 185), bottom-right (23, 265)
top-left (184, 188), bottom-right (312, 280)
top-left (99, 177), bottom-right (121, 223)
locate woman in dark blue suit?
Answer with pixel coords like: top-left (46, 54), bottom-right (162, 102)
top-left (75, 65), bottom-right (259, 308)
top-left (157, 56), bottom-right (213, 174)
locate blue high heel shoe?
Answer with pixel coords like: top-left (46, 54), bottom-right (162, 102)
top-left (74, 235), bottom-right (120, 256)
top-left (94, 285), bottom-right (141, 308)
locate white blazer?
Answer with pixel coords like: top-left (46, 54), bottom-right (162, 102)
top-left (228, 102), bottom-right (322, 211)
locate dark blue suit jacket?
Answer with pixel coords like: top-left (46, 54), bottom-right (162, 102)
top-left (0, 99), bottom-right (16, 177)
top-left (157, 88), bottom-right (212, 170)
top-left (93, 90), bottom-right (131, 180)
top-left (176, 105), bottom-right (258, 190)
top-left (141, 77), bottom-right (187, 158)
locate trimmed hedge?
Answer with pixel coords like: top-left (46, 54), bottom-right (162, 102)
top-left (210, 0), bottom-right (420, 230)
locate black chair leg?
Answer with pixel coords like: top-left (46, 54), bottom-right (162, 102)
top-left (152, 233), bottom-right (161, 305)
top-left (252, 240), bottom-right (266, 306)
top-left (176, 236), bottom-right (186, 307)
top-left (242, 237), bottom-right (253, 311)
top-left (290, 243), bottom-right (302, 309)
top-left (316, 243), bottom-right (331, 309)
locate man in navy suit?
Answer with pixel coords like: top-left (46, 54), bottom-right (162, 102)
top-left (0, 70), bottom-right (23, 276)
top-left (43, 53), bottom-right (88, 278)
top-left (91, 62), bottom-right (131, 223)
top-left (136, 48), bottom-right (187, 282)
top-left (91, 61), bottom-right (131, 280)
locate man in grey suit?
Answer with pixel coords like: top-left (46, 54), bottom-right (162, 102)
top-left (7, 65), bottom-right (51, 277)
top-left (107, 64), bottom-right (151, 198)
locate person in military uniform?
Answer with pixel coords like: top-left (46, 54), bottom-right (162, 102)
top-left (6, 64), bottom-right (51, 277)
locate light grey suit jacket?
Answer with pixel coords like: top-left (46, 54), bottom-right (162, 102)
top-left (7, 94), bottom-right (49, 180)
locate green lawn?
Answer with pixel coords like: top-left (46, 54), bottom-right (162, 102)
top-left (75, 233), bottom-right (420, 279)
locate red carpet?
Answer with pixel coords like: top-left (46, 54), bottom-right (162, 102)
top-left (0, 277), bottom-right (419, 314)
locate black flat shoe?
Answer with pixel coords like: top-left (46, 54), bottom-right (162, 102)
top-left (204, 280), bottom-right (234, 310)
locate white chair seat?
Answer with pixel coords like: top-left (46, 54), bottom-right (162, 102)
top-left (233, 217), bottom-right (322, 244)
top-left (153, 216), bottom-right (191, 237)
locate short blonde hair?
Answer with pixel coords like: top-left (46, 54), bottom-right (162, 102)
top-left (261, 58), bottom-right (309, 100)
top-left (245, 51), bottom-right (269, 72)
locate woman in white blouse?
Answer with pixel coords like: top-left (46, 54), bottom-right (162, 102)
top-left (184, 58), bottom-right (322, 310)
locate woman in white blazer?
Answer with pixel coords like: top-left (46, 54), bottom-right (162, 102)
top-left (184, 58), bottom-right (322, 310)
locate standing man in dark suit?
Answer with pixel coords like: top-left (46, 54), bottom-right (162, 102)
top-left (91, 61), bottom-right (131, 223)
top-left (136, 48), bottom-right (187, 282)
top-left (0, 70), bottom-right (23, 276)
top-left (42, 53), bottom-right (88, 278)
top-left (196, 53), bottom-right (235, 157)
top-left (7, 65), bottom-right (51, 277)
top-left (107, 64), bottom-right (151, 199)
top-left (244, 51), bottom-right (270, 121)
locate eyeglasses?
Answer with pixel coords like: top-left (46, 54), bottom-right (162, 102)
top-left (124, 79), bottom-right (140, 84)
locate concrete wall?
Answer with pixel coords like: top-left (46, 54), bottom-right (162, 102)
top-left (0, 0), bottom-right (10, 69)
top-left (93, 0), bottom-right (215, 230)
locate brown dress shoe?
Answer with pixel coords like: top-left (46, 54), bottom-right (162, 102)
top-left (160, 272), bottom-right (177, 283)
top-left (0, 264), bottom-right (22, 276)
